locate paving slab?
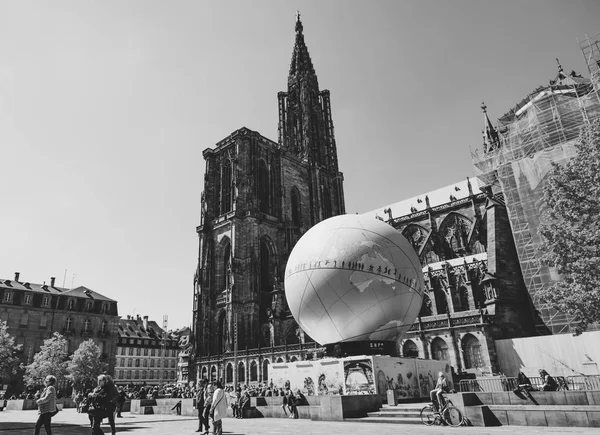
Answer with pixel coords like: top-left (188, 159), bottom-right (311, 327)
top-left (3, 409), bottom-right (600, 434)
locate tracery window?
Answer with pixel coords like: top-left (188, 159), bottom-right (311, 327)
top-left (462, 334), bottom-right (483, 369)
top-left (402, 340), bottom-right (419, 358)
top-left (238, 362), bottom-right (245, 382)
top-left (431, 337), bottom-right (449, 361)
top-left (250, 360), bottom-right (258, 382)
top-left (226, 364), bottom-right (233, 383)
top-left (257, 160), bottom-right (270, 214)
top-left (220, 160), bottom-right (232, 215)
top-left (262, 360), bottom-right (270, 381)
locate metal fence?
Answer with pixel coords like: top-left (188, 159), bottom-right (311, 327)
top-left (457, 375), bottom-right (600, 392)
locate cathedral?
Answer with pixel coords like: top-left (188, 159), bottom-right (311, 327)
top-left (192, 15), bottom-right (345, 385)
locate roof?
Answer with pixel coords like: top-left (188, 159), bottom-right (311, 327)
top-left (118, 317), bottom-right (171, 341)
top-left (364, 177), bottom-right (482, 220)
top-left (0, 279), bottom-right (115, 302)
top-left (62, 286), bottom-right (116, 303)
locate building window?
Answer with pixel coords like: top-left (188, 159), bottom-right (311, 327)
top-left (118, 370), bottom-right (123, 379)
top-left (102, 303), bottom-right (109, 314)
top-left (250, 361), bottom-right (258, 382)
top-left (135, 359), bottom-right (140, 367)
top-left (134, 371), bottom-right (139, 379)
top-left (144, 348), bottom-right (148, 356)
top-left (291, 187), bottom-right (302, 227)
top-left (143, 359), bottom-right (148, 368)
top-left (431, 337), bottom-right (449, 361)
top-left (142, 370), bottom-right (147, 379)
top-left (128, 359), bottom-right (132, 367)
top-left (42, 296), bottom-right (50, 307)
top-left (126, 371), bottom-right (131, 380)
top-left (402, 340), bottom-right (419, 358)
top-left (257, 160), bottom-right (270, 214)
top-left (120, 359), bottom-right (125, 367)
top-left (158, 349), bottom-right (162, 357)
top-left (462, 334), bottom-right (483, 369)
top-left (101, 321), bottom-right (107, 333)
top-left (171, 371), bottom-right (175, 380)
top-left (68, 299), bottom-right (75, 311)
top-left (65, 318), bottom-right (73, 331)
top-left (150, 359), bottom-right (155, 367)
top-left (220, 160), bottom-right (232, 215)
top-left (83, 319), bottom-right (91, 332)
top-left (128, 348), bottom-right (133, 356)
top-left (136, 348), bottom-right (141, 356)
top-left (3, 290), bottom-right (13, 303)
top-left (24, 293), bottom-right (32, 305)
top-left (86, 301), bottom-right (93, 312)
top-left (149, 370), bottom-right (154, 380)
top-left (262, 360), bottom-right (269, 381)
top-left (226, 364), bottom-right (233, 383)
top-left (20, 313), bottom-right (29, 327)
top-left (121, 347), bottom-right (126, 356)
top-left (40, 314), bottom-right (48, 328)
top-left (171, 360), bottom-right (176, 368)
top-left (322, 185), bottom-right (332, 219)
top-left (151, 349), bottom-right (155, 356)
top-left (238, 362), bottom-right (245, 382)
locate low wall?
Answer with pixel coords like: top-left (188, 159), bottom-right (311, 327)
top-left (4, 398), bottom-right (76, 411)
top-left (251, 394), bottom-right (382, 421)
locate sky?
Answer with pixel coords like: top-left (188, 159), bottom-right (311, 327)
top-left (1, 0), bottom-right (599, 330)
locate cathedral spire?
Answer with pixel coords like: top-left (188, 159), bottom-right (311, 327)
top-left (481, 102), bottom-right (500, 152)
top-left (289, 11), bottom-right (315, 79)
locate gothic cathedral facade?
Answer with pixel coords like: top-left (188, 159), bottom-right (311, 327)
top-left (192, 16), bottom-right (345, 385)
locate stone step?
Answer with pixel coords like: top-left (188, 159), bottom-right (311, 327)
top-left (142, 406), bottom-right (154, 415)
top-left (345, 416), bottom-right (423, 425)
top-left (368, 410), bottom-right (421, 418)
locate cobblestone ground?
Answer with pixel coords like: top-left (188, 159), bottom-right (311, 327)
top-left (2, 409), bottom-right (600, 435)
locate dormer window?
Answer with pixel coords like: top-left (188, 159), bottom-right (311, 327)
top-left (101, 303), bottom-right (109, 314)
top-left (68, 299), bottom-right (75, 311)
top-left (86, 301), bottom-right (93, 312)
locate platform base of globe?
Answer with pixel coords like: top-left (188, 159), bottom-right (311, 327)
top-left (325, 340), bottom-right (397, 358)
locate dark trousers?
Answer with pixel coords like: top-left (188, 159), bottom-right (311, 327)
top-left (91, 414), bottom-right (104, 435)
top-left (202, 407), bottom-right (211, 431)
top-left (116, 402), bottom-right (124, 417)
top-left (33, 412), bottom-right (52, 435)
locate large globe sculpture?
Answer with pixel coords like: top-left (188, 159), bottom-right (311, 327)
top-left (284, 214), bottom-right (425, 345)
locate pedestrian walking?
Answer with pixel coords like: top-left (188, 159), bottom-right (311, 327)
top-left (88, 374), bottom-right (116, 435)
top-left (202, 382), bottom-right (214, 435)
top-left (210, 381), bottom-right (227, 435)
top-left (33, 375), bottom-right (57, 435)
top-left (195, 380), bottom-right (207, 433)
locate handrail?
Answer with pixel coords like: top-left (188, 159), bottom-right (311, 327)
top-left (457, 374), bottom-right (600, 392)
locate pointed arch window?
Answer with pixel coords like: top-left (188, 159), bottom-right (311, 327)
top-left (431, 337), bottom-right (449, 361)
top-left (462, 334), bottom-right (483, 369)
top-left (291, 187), bottom-right (302, 228)
top-left (220, 160), bottom-right (232, 215)
top-left (262, 359), bottom-right (270, 381)
top-left (260, 239), bottom-right (273, 306)
top-left (322, 185), bottom-right (332, 219)
top-left (250, 360), bottom-right (258, 382)
top-left (238, 362), bottom-right (245, 382)
top-left (258, 160), bottom-right (270, 214)
top-left (223, 242), bottom-right (232, 291)
top-left (402, 340), bottom-right (419, 358)
top-left (226, 363), bottom-right (233, 383)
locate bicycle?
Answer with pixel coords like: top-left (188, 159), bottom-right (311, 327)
top-left (420, 396), bottom-right (465, 427)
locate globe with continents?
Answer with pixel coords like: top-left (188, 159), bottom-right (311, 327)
top-left (284, 214), bottom-right (425, 345)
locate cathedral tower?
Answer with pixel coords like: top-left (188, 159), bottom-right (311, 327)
top-left (192, 15), bottom-right (345, 384)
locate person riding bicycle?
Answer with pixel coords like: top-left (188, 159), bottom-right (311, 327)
top-left (430, 371), bottom-right (450, 411)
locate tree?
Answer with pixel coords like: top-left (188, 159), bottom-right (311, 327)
top-left (24, 332), bottom-right (69, 388)
top-left (0, 321), bottom-right (22, 381)
top-left (67, 339), bottom-right (107, 393)
top-left (538, 118), bottom-right (600, 334)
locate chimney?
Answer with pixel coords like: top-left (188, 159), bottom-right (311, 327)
top-left (143, 316), bottom-right (148, 330)
top-left (50, 277), bottom-right (56, 287)
top-left (136, 314), bottom-right (141, 321)
top-left (14, 272), bottom-right (20, 282)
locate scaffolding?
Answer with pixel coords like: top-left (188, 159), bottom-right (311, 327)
top-left (579, 32), bottom-right (600, 91)
top-left (472, 57), bottom-right (600, 334)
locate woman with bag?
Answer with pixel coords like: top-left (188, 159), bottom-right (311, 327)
top-left (88, 375), bottom-right (115, 435)
top-left (33, 375), bottom-right (57, 435)
top-left (210, 381), bottom-right (227, 435)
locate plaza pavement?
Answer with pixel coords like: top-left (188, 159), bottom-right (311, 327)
top-left (1, 409), bottom-right (600, 435)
